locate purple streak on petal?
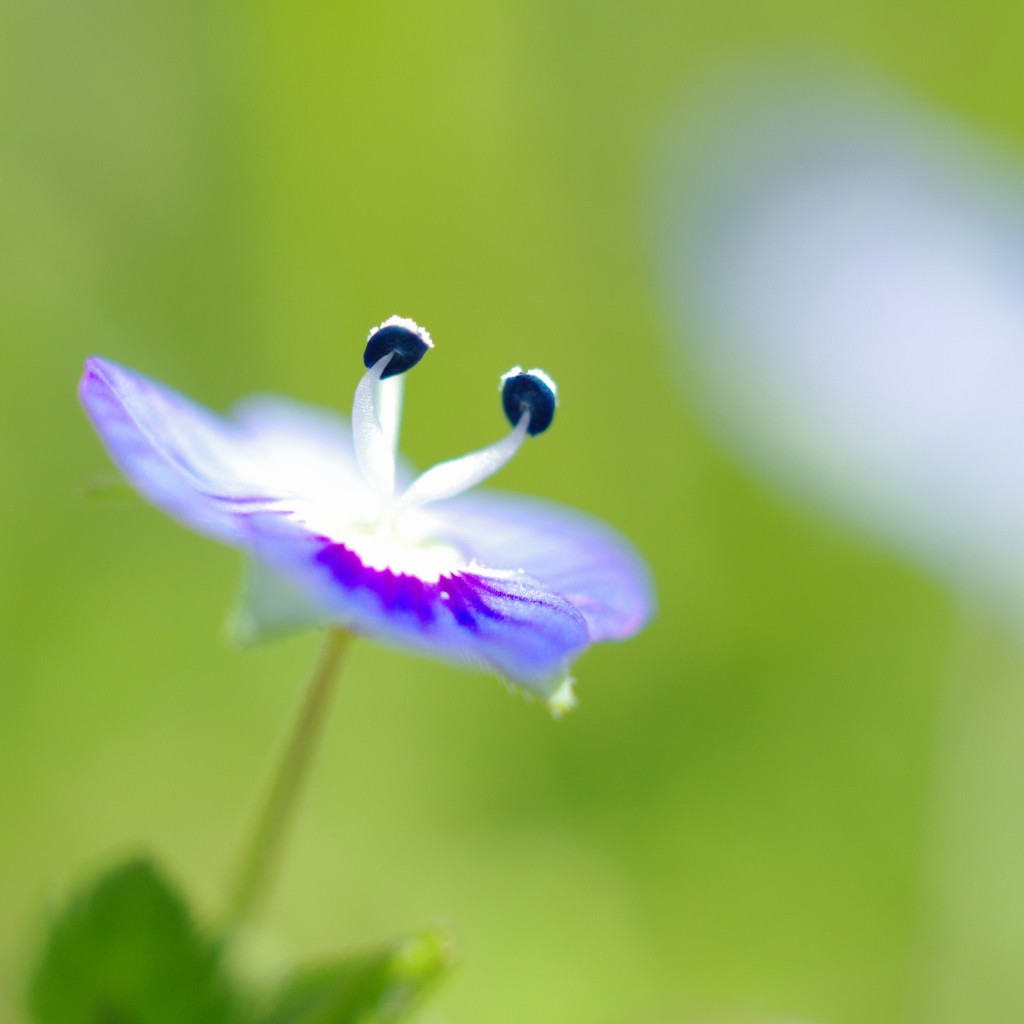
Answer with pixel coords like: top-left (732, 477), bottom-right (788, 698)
top-left (433, 491), bottom-right (654, 642)
top-left (316, 544), bottom-right (438, 625)
top-left (79, 357), bottom-right (290, 545)
top-left (311, 538), bottom-right (591, 683)
top-left (247, 515), bottom-right (590, 691)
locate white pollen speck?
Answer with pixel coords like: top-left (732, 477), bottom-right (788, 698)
top-left (368, 314), bottom-right (434, 348)
top-left (440, 591), bottom-right (450, 600)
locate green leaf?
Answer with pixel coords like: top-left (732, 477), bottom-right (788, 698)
top-left (261, 929), bottom-right (454, 1024)
top-left (28, 858), bottom-right (243, 1024)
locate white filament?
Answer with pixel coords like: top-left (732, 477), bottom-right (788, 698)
top-left (395, 412), bottom-right (530, 512)
top-left (352, 354), bottom-right (395, 503)
top-left (377, 374), bottom-right (404, 457)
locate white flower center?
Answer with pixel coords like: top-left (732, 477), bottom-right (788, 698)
top-left (345, 528), bottom-right (464, 582)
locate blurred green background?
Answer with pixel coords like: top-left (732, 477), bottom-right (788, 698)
top-left (5, 1), bottom-right (1024, 1022)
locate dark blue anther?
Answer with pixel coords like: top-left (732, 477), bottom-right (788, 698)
top-left (501, 368), bottom-right (557, 436)
top-left (364, 320), bottom-right (432, 378)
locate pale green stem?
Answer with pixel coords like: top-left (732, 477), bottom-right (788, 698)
top-left (224, 627), bottom-right (355, 932)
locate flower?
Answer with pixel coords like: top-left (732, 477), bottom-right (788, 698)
top-left (657, 69), bottom-right (1024, 618)
top-left (79, 316), bottom-right (653, 712)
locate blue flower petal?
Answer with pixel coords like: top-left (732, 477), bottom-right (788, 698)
top-left (246, 513), bottom-right (591, 696)
top-left (232, 395), bottom-right (416, 498)
top-left (79, 357), bottom-right (293, 544)
top-left (80, 356), bottom-right (651, 700)
top-left (433, 492), bottom-right (655, 642)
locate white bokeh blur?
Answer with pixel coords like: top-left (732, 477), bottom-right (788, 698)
top-left (659, 68), bottom-right (1024, 618)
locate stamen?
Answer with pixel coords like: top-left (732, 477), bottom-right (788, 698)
top-left (501, 367), bottom-right (557, 435)
top-left (396, 413), bottom-right (531, 511)
top-left (364, 316), bottom-right (433, 379)
top-left (377, 374), bottom-right (404, 456)
top-left (352, 354), bottom-right (397, 503)
top-left (353, 316), bottom-right (434, 505)
top-left (395, 366), bottom-right (557, 512)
